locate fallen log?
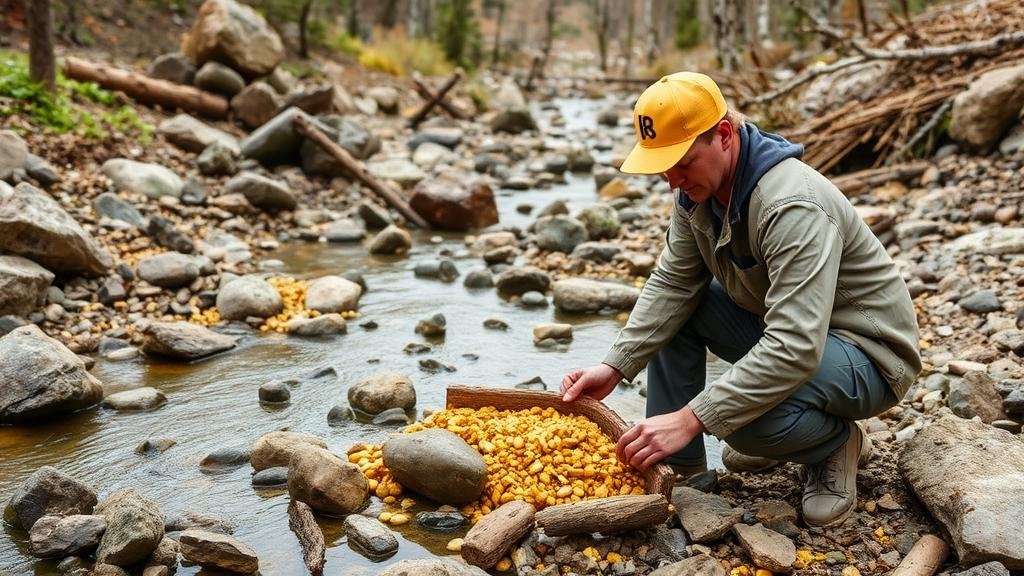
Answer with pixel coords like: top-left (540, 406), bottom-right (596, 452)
top-left (412, 78), bottom-right (467, 120)
top-left (293, 113), bottom-right (431, 230)
top-left (461, 500), bottom-right (535, 569)
top-left (831, 161), bottom-right (930, 197)
top-left (408, 71), bottom-right (463, 129)
top-left (890, 534), bottom-right (949, 576)
top-left (288, 500), bottom-right (325, 576)
top-left (534, 494), bottom-right (670, 537)
top-left (63, 56), bottom-right (228, 118)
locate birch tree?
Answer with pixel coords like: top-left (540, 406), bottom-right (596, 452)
top-left (712, 0), bottom-right (739, 72)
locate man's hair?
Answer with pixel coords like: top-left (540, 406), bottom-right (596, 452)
top-left (696, 109), bottom-right (746, 145)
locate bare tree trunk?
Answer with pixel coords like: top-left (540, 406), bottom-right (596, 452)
top-left (28, 0), bottom-right (56, 92)
top-left (756, 0), bottom-right (770, 43)
top-left (541, 0), bottom-right (557, 75)
top-left (643, 0), bottom-right (656, 65)
top-left (713, 0), bottom-right (738, 72)
top-left (491, 0), bottom-right (505, 65)
top-left (856, 0), bottom-right (868, 36)
top-left (594, 0), bottom-right (611, 73)
top-left (381, 0), bottom-right (399, 28)
top-left (408, 0), bottom-right (419, 37)
top-left (298, 0), bottom-right (313, 59)
top-left (623, 0), bottom-right (635, 75)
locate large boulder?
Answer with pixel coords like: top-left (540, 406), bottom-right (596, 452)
top-left (29, 514), bottom-right (106, 559)
top-left (181, 0), bottom-right (284, 77)
top-left (230, 82), bottom-right (281, 128)
top-left (534, 215), bottom-right (588, 253)
top-left (179, 529), bottom-right (259, 573)
top-left (101, 159), bottom-right (183, 199)
top-left (0, 325), bottom-right (103, 424)
top-left (382, 429), bottom-right (488, 506)
top-left (158, 114), bottom-right (240, 155)
top-left (0, 182), bottom-right (113, 275)
top-left (0, 255), bottom-right (53, 316)
top-left (95, 488), bottom-right (165, 567)
top-left (379, 558), bottom-right (490, 576)
top-left (552, 278), bottom-right (640, 312)
top-left (410, 171), bottom-right (499, 231)
top-left (250, 430), bottom-right (327, 471)
top-left (225, 172), bottom-right (297, 212)
top-left (305, 275), bottom-right (362, 313)
top-left (348, 373), bottom-right (416, 415)
top-left (287, 446), bottom-right (368, 514)
top-left (216, 275), bottom-right (283, 320)
top-left (950, 64), bottom-right (1024, 152)
top-left (6, 466), bottom-right (97, 530)
top-left (900, 411), bottom-right (1024, 568)
top-left (240, 107), bottom-right (321, 165)
top-left (141, 322), bottom-right (236, 360)
top-left (136, 252), bottom-right (200, 289)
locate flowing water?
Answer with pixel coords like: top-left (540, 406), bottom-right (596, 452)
top-left (0, 97), bottom-right (724, 575)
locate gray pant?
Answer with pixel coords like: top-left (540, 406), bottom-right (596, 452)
top-left (647, 281), bottom-right (898, 466)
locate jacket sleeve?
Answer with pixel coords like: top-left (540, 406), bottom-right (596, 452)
top-left (603, 198), bottom-right (711, 380)
top-left (689, 200), bottom-right (843, 438)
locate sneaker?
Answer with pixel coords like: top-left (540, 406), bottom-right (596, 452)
top-left (721, 445), bottom-right (780, 473)
top-left (801, 421), bottom-right (872, 527)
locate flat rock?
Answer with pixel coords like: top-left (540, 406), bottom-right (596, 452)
top-left (287, 446), bottom-right (368, 514)
top-left (378, 558), bottom-right (490, 576)
top-left (179, 529), bottom-right (259, 574)
top-left (954, 562), bottom-right (1012, 576)
top-left (6, 466), bottom-right (97, 530)
top-left (367, 158), bottom-right (427, 188)
top-left (533, 323), bottom-right (572, 344)
top-left (348, 372), bottom-right (416, 415)
top-left (495, 266), bottom-right (551, 295)
top-left (900, 410), bottom-right (1024, 568)
top-left (101, 159), bottom-right (183, 199)
top-left (671, 486), bottom-right (744, 543)
top-left (136, 252), bottom-right (200, 289)
top-left (733, 523), bottom-right (795, 572)
top-left (552, 278), bottom-right (640, 312)
top-left (102, 388), bottom-right (166, 411)
top-left (287, 313), bottom-right (347, 336)
top-left (305, 275), bottom-right (362, 313)
top-left (158, 114), bottom-right (240, 155)
top-left (251, 467), bottom-right (288, 487)
top-left (0, 325), bottom-right (103, 424)
top-left (141, 321), bottom-right (236, 361)
top-left (29, 514), bottom-right (106, 559)
top-left (383, 429), bottom-right (487, 506)
top-left (648, 555), bottom-right (726, 576)
top-left (0, 255), bottom-right (54, 316)
top-left (250, 430), bottom-right (327, 471)
top-left (216, 275), bottom-right (283, 320)
top-left (343, 514), bottom-right (399, 558)
top-left (949, 371), bottom-right (1006, 423)
top-left (95, 488), bottom-right (165, 566)
top-left (0, 182), bottom-right (113, 275)
top-left (225, 171), bottom-right (297, 212)
top-left (947, 229), bottom-right (1024, 255)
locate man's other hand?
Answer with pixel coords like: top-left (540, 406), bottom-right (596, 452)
top-left (560, 363), bottom-right (623, 402)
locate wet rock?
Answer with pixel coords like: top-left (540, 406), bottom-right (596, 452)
top-left (521, 291), bottom-right (548, 307)
top-left (147, 536), bottom-right (180, 569)
top-left (251, 466), bottom-right (288, 487)
top-left (648, 554), bottom-right (726, 576)
top-left (324, 218), bottom-right (365, 243)
top-left (6, 466), bottom-right (98, 530)
top-left (960, 290), bottom-right (1001, 314)
top-left (164, 510), bottom-right (236, 534)
top-left (93, 564), bottom-right (129, 576)
top-left (230, 82), bottom-right (281, 128)
top-left (344, 514), bottom-right (399, 558)
top-left (348, 373), bottom-right (416, 414)
top-left (136, 252), bottom-right (200, 289)
top-left (95, 488), bottom-right (165, 566)
top-left (416, 511), bottom-right (466, 531)
top-left (534, 215), bottom-right (588, 253)
top-left (415, 259), bottom-right (459, 282)
top-left (949, 63), bottom-right (1024, 151)
top-left (949, 371), bottom-right (1006, 423)
top-left (135, 439), bottom-right (177, 455)
top-left (572, 242), bottom-right (622, 263)
top-left (182, 0), bottom-right (284, 76)
top-left (383, 429), bottom-right (488, 506)
top-left (483, 245), bottom-right (518, 265)
top-left (305, 275), bottom-right (362, 313)
top-left (373, 407), bottom-right (411, 424)
top-left (102, 388), bottom-right (167, 411)
top-left (250, 431), bottom-right (326, 471)
top-left (194, 61), bottom-right (245, 97)
top-left (148, 52), bottom-right (195, 84)
top-left (367, 158), bottom-right (427, 188)
top-left (369, 225), bottom-right (412, 255)
top-left (141, 321), bottom-right (236, 360)
top-left (495, 266), bottom-right (551, 295)
top-left (288, 446), bottom-right (368, 514)
top-left (158, 114), bottom-right (240, 155)
top-left (197, 141), bottom-right (239, 176)
top-left (671, 486), bottom-right (744, 543)
top-left (359, 201), bottom-right (393, 229)
top-left (29, 514), bottom-right (106, 559)
top-left (410, 171), bottom-right (498, 231)
top-left (463, 269), bottom-right (494, 289)
top-left (0, 182), bottom-right (113, 275)
top-left (599, 178), bottom-right (639, 201)
top-left (101, 159), bottom-right (183, 199)
top-left (226, 171), bottom-right (297, 212)
top-left (552, 278), bottom-right (640, 312)
top-left (200, 447), bottom-right (250, 469)
top-left (258, 381), bottom-right (290, 403)
top-left (483, 318), bottom-right (509, 330)
top-left (533, 323), bottom-right (572, 344)
top-left (491, 108), bottom-right (537, 134)
top-left (0, 255), bottom-right (53, 316)
top-left (217, 275), bottom-right (283, 320)
top-left (900, 411), bottom-right (1024, 568)
top-left (733, 523), bottom-right (796, 572)
top-left (415, 313), bottom-right (446, 337)
top-left (0, 325), bottom-right (103, 424)
top-left (327, 404), bottom-right (354, 426)
top-left (179, 529), bottom-right (259, 574)
top-left (578, 204), bottom-right (621, 240)
top-left (379, 558), bottom-right (490, 576)
top-left (287, 313), bottom-right (347, 336)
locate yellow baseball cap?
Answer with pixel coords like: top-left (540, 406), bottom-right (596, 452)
top-left (619, 72), bottom-right (728, 175)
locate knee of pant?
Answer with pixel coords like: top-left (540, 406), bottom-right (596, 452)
top-left (725, 418), bottom-right (791, 458)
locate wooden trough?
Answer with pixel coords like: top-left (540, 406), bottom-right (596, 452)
top-left (445, 385), bottom-right (675, 502)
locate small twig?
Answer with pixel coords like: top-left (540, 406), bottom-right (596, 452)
top-left (885, 96), bottom-right (953, 165)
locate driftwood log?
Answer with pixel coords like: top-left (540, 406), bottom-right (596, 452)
top-left (890, 534), bottom-right (949, 576)
top-left (412, 78), bottom-right (466, 120)
top-left (408, 71), bottom-right (463, 128)
top-left (461, 500), bottom-right (535, 569)
top-left (830, 161), bottom-right (930, 197)
top-left (535, 494), bottom-right (670, 536)
top-left (292, 113), bottom-right (431, 229)
top-left (63, 56), bottom-right (228, 118)
top-left (288, 500), bottom-right (325, 576)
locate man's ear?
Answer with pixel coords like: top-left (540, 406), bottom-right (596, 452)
top-left (718, 120), bottom-right (733, 151)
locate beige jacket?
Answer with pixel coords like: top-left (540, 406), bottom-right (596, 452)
top-left (603, 157), bottom-right (921, 438)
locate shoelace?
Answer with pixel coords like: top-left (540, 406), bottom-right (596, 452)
top-left (805, 456), bottom-right (844, 498)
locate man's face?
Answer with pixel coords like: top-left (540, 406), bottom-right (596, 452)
top-left (661, 124), bottom-right (730, 203)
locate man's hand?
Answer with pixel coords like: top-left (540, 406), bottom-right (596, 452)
top-left (616, 406), bottom-right (706, 470)
top-left (561, 363), bottom-right (623, 402)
